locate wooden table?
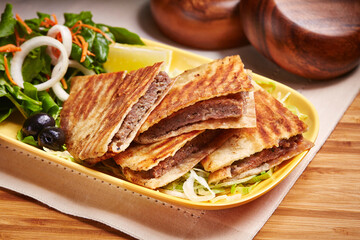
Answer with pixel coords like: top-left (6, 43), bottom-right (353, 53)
top-left (0, 93), bottom-right (359, 239)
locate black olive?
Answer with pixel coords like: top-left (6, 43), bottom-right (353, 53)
top-left (22, 113), bottom-right (55, 138)
top-left (38, 127), bottom-right (65, 151)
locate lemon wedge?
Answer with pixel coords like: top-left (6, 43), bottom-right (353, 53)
top-left (104, 43), bottom-right (172, 73)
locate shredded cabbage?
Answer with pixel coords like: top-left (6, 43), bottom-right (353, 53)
top-left (183, 170), bottom-right (215, 202)
top-left (255, 79), bottom-right (276, 93)
top-left (161, 167), bottom-right (274, 202)
top-left (43, 147), bottom-right (75, 162)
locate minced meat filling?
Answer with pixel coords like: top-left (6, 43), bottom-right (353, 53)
top-left (113, 71), bottom-right (171, 146)
top-left (230, 134), bottom-right (304, 176)
top-left (136, 130), bottom-right (222, 179)
top-left (140, 92), bottom-right (248, 140)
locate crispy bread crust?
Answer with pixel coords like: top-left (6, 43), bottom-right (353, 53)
top-left (114, 131), bottom-right (202, 171)
top-left (61, 62), bottom-right (166, 161)
top-left (201, 88), bottom-right (309, 172)
top-left (137, 55), bottom-right (253, 137)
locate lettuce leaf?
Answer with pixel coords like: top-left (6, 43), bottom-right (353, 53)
top-left (0, 3), bottom-right (16, 38)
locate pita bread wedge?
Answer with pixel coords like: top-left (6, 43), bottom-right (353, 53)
top-left (136, 55), bottom-right (256, 144)
top-left (201, 88), bottom-right (314, 184)
top-left (114, 130), bottom-right (202, 171)
top-left (118, 129), bottom-right (232, 189)
top-left (60, 62), bottom-right (175, 163)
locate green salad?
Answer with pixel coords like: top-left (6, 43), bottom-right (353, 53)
top-left (0, 3), bottom-right (143, 124)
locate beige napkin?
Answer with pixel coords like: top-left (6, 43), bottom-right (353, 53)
top-left (1, 1), bottom-right (360, 239)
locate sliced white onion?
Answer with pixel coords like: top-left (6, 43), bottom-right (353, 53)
top-left (68, 60), bottom-right (95, 75)
top-left (46, 25), bottom-right (93, 102)
top-left (209, 193), bottom-right (243, 203)
top-left (159, 189), bottom-right (188, 199)
top-left (51, 60), bottom-right (95, 101)
top-left (46, 25), bottom-right (72, 65)
top-left (183, 170), bottom-right (215, 202)
top-left (11, 36), bottom-right (69, 91)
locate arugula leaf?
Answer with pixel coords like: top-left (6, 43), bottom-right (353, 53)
top-left (0, 79), bottom-right (26, 120)
top-left (81, 27), bottom-right (96, 49)
top-left (38, 90), bottom-right (60, 120)
top-left (0, 94), bottom-right (15, 122)
top-left (93, 32), bottom-right (109, 63)
top-left (24, 12), bottom-right (51, 32)
top-left (22, 48), bottom-right (44, 82)
top-left (64, 11), bottom-right (94, 27)
top-left (21, 46), bottom-right (52, 83)
top-left (0, 3), bottom-right (16, 38)
top-left (70, 43), bottom-right (94, 68)
top-left (99, 24), bottom-right (144, 45)
top-left (0, 106), bottom-right (14, 122)
top-left (0, 53), bottom-right (5, 71)
top-left (17, 130), bottom-right (39, 146)
top-left (0, 78), bottom-right (42, 119)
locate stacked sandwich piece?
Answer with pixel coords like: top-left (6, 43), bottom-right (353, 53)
top-left (60, 55), bottom-right (314, 198)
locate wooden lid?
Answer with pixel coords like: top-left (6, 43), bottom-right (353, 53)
top-left (240, 0), bottom-right (360, 80)
top-left (150, 0), bottom-right (248, 50)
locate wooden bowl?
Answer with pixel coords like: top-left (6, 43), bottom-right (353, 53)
top-left (240, 0), bottom-right (360, 80)
top-left (150, 0), bottom-right (248, 50)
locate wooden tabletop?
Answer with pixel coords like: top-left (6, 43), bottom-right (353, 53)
top-left (0, 92), bottom-right (359, 239)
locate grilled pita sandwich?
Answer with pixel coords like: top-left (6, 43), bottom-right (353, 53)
top-left (136, 55), bottom-right (256, 144)
top-left (201, 87), bottom-right (314, 184)
top-left (114, 129), bottom-right (231, 189)
top-left (60, 62), bottom-right (174, 163)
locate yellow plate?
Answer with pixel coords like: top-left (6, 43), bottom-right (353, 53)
top-left (0, 39), bottom-right (319, 210)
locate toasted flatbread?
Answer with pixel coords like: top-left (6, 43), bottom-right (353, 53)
top-left (114, 130), bottom-right (202, 171)
top-left (60, 62), bottom-right (174, 162)
top-left (201, 88), bottom-right (314, 184)
top-left (121, 129), bottom-right (232, 189)
top-left (136, 55), bottom-right (256, 144)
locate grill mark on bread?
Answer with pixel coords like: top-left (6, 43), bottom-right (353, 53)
top-left (138, 92), bottom-right (248, 141)
top-left (112, 71), bottom-right (172, 148)
top-left (60, 62), bottom-right (167, 161)
top-left (113, 131), bottom-right (202, 171)
top-left (131, 130), bottom-right (224, 179)
top-left (201, 88), bottom-right (309, 173)
top-left (230, 134), bottom-right (303, 176)
top-left (139, 56), bottom-right (253, 134)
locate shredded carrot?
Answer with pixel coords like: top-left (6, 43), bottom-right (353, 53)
top-left (69, 20), bottom-right (114, 44)
top-left (69, 20), bottom-right (112, 61)
top-left (81, 24), bottom-right (114, 43)
top-left (76, 35), bottom-right (88, 62)
top-left (40, 18), bottom-right (52, 28)
top-left (70, 20), bottom-right (83, 31)
top-left (71, 27), bottom-right (82, 36)
top-left (55, 32), bottom-right (62, 42)
top-left (0, 44), bottom-right (21, 53)
top-left (3, 55), bottom-right (17, 86)
top-left (60, 78), bottom-right (68, 89)
top-left (40, 14), bottom-right (58, 28)
top-left (14, 29), bottom-right (26, 47)
top-left (72, 35), bottom-right (82, 47)
top-left (51, 14), bottom-right (58, 25)
top-left (87, 50), bottom-right (95, 57)
top-left (49, 32), bottom-right (62, 59)
top-left (15, 14), bottom-right (32, 34)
